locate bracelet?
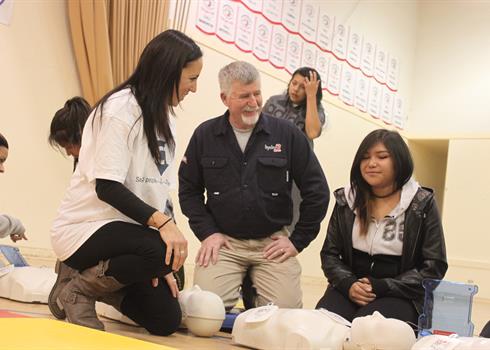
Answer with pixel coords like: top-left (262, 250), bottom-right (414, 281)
top-left (157, 217), bottom-right (173, 230)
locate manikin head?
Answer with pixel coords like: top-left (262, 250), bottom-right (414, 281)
top-left (178, 285), bottom-right (225, 337)
top-left (347, 311), bottom-right (416, 350)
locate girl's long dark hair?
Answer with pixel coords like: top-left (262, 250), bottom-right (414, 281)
top-left (94, 30), bottom-right (202, 163)
top-left (350, 129), bottom-right (414, 234)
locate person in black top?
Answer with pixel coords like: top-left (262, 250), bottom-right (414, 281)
top-left (317, 129), bottom-right (447, 326)
top-left (179, 61), bottom-right (329, 310)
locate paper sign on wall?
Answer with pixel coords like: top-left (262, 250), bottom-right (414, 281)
top-left (316, 52), bottom-right (330, 88)
top-left (339, 65), bottom-right (355, 106)
top-left (374, 47), bottom-right (388, 83)
top-left (262, 0), bottom-right (282, 24)
top-left (387, 55), bottom-right (400, 90)
top-left (282, 0), bottom-right (301, 33)
top-left (269, 25), bottom-right (288, 68)
top-left (367, 82), bottom-right (382, 118)
top-left (216, 0), bottom-right (238, 43)
top-left (235, 6), bottom-right (256, 52)
top-left (360, 40), bottom-right (376, 77)
top-left (332, 23), bottom-right (349, 59)
top-left (347, 31), bottom-right (363, 68)
top-left (196, 0), bottom-right (219, 34)
top-left (380, 85), bottom-right (394, 124)
top-left (285, 34), bottom-right (303, 74)
top-left (354, 71), bottom-right (369, 113)
top-left (393, 95), bottom-right (405, 129)
top-left (326, 60), bottom-right (341, 95)
top-left (299, 1), bottom-right (319, 43)
top-left (301, 43), bottom-right (317, 69)
top-left (317, 10), bottom-right (335, 52)
top-left (253, 15), bottom-right (272, 61)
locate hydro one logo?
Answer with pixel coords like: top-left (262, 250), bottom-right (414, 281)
top-left (264, 144), bottom-right (282, 152)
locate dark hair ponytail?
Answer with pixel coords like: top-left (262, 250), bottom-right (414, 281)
top-left (49, 96), bottom-right (91, 148)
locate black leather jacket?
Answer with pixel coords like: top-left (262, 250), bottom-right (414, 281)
top-left (320, 187), bottom-right (448, 313)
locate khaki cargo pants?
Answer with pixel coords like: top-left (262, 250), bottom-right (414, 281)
top-left (193, 229), bottom-right (303, 310)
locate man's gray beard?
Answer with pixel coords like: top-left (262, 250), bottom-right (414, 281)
top-left (241, 113), bottom-right (259, 126)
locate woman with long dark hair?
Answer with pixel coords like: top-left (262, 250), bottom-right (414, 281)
top-left (262, 66), bottom-right (327, 146)
top-left (50, 30), bottom-right (203, 335)
top-left (317, 129), bottom-right (447, 327)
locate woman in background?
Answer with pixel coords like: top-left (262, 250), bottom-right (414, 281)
top-left (47, 97), bottom-right (92, 319)
top-left (262, 67), bottom-right (327, 227)
top-left (262, 66), bottom-right (327, 146)
top-left (48, 96), bottom-right (91, 168)
top-left (50, 30), bottom-right (202, 335)
top-left (317, 129), bottom-right (447, 327)
top-left (0, 133), bottom-right (28, 243)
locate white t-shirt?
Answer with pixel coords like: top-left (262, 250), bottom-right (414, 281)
top-left (51, 88), bottom-right (175, 261)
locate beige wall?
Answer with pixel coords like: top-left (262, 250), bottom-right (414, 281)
top-left (409, 1), bottom-right (490, 304)
top-left (407, 139), bottom-right (448, 211)
top-left (0, 0), bottom-right (80, 251)
top-left (410, 1), bottom-right (490, 135)
top-left (442, 138), bottom-right (490, 300)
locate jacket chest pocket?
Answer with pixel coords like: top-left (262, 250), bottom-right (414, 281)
top-left (257, 157), bottom-right (288, 193)
top-left (201, 157), bottom-right (230, 191)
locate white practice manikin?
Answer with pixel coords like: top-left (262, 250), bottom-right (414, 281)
top-left (0, 266), bottom-right (56, 303)
top-left (97, 284), bottom-right (226, 337)
top-left (412, 335), bottom-right (490, 350)
top-left (232, 305), bottom-right (351, 350)
top-left (179, 285), bottom-right (226, 337)
top-left (345, 311), bottom-right (416, 350)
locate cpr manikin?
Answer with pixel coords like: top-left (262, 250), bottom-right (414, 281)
top-left (179, 285), bottom-right (226, 337)
top-left (344, 311), bottom-right (416, 350)
top-left (0, 246), bottom-right (57, 303)
top-left (97, 284), bottom-right (225, 337)
top-left (412, 335), bottom-right (490, 350)
top-left (232, 305), bottom-right (351, 350)
top-left (0, 266), bottom-right (57, 303)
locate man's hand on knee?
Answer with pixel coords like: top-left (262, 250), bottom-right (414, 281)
top-left (196, 233), bottom-right (234, 267)
top-left (263, 236), bottom-right (298, 263)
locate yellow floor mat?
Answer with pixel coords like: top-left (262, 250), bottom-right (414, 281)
top-left (0, 318), bottom-right (176, 350)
